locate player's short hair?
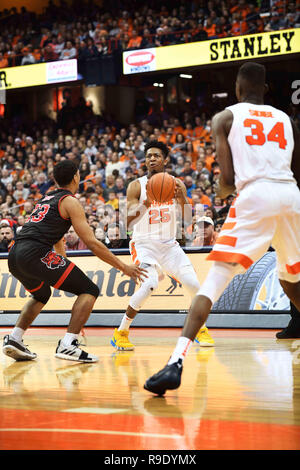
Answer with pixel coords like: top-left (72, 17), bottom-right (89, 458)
top-left (237, 62), bottom-right (266, 87)
top-left (53, 160), bottom-right (78, 187)
top-left (144, 140), bottom-right (170, 159)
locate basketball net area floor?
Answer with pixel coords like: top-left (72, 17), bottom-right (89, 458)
top-left (0, 326), bottom-right (300, 451)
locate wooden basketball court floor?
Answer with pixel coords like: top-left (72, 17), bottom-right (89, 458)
top-left (0, 326), bottom-right (300, 451)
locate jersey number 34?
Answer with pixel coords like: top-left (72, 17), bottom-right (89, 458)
top-left (244, 119), bottom-right (287, 149)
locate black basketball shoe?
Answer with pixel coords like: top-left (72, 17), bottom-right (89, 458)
top-left (144, 359), bottom-right (183, 396)
top-left (276, 318), bottom-right (300, 339)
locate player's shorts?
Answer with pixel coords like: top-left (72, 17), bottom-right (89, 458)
top-left (207, 180), bottom-right (300, 282)
top-left (129, 238), bottom-right (194, 282)
top-left (8, 239), bottom-right (99, 303)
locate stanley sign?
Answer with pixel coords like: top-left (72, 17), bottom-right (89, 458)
top-left (123, 28), bottom-right (300, 74)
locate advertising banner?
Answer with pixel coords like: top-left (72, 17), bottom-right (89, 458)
top-left (0, 251), bottom-right (289, 313)
top-left (122, 29), bottom-right (300, 75)
top-left (0, 59), bottom-right (78, 91)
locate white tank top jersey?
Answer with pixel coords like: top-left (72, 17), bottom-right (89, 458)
top-left (131, 175), bottom-right (178, 242)
top-left (226, 103), bottom-right (295, 192)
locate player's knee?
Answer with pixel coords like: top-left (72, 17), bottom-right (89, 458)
top-left (279, 279), bottom-right (300, 301)
top-left (84, 281), bottom-right (100, 299)
top-left (174, 265), bottom-right (200, 296)
top-left (32, 286), bottom-right (52, 305)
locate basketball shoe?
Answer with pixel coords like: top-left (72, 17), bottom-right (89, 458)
top-left (55, 338), bottom-right (98, 362)
top-left (194, 326), bottom-right (215, 347)
top-left (144, 359), bottom-right (183, 396)
top-left (2, 335), bottom-right (37, 361)
top-left (276, 318), bottom-right (300, 339)
top-left (111, 328), bottom-right (135, 351)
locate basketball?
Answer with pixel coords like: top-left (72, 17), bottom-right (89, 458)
top-left (147, 172), bottom-right (176, 203)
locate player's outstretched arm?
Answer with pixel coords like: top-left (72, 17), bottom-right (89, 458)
top-left (60, 196), bottom-right (147, 284)
top-left (212, 110), bottom-right (236, 199)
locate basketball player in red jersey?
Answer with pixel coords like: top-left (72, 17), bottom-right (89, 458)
top-left (110, 140), bottom-right (214, 351)
top-left (3, 160), bottom-right (146, 363)
top-left (144, 62), bottom-right (300, 395)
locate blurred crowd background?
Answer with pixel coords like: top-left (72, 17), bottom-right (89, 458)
top-left (0, 0), bottom-right (299, 253)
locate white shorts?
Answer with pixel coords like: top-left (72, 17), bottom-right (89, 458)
top-left (207, 180), bottom-right (300, 282)
top-left (130, 239), bottom-right (194, 282)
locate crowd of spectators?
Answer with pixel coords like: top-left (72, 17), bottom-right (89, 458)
top-left (0, 105), bottom-right (237, 253)
top-left (0, 0), bottom-right (299, 68)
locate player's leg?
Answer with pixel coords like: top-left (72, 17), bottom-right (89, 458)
top-left (111, 241), bottom-right (160, 351)
top-left (272, 207), bottom-right (300, 339)
top-left (111, 263), bottom-right (159, 351)
top-left (52, 263), bottom-right (100, 362)
top-left (144, 260), bottom-right (242, 395)
top-left (3, 245), bottom-right (52, 361)
top-left (277, 281), bottom-right (300, 338)
top-left (144, 187), bottom-right (276, 394)
top-left (160, 245), bottom-right (214, 346)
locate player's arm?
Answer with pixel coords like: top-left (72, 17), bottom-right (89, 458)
top-left (291, 119), bottom-right (300, 189)
top-left (212, 110), bottom-right (236, 199)
top-left (127, 179), bottom-right (152, 230)
top-left (53, 237), bottom-right (67, 257)
top-left (60, 196), bottom-right (147, 283)
top-left (175, 178), bottom-right (192, 224)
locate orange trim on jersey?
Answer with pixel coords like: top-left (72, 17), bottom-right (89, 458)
top-left (53, 262), bottom-right (75, 289)
top-left (216, 235), bottom-right (237, 247)
top-left (286, 262), bottom-right (300, 275)
top-left (221, 222), bottom-right (236, 230)
top-left (228, 207), bottom-right (236, 218)
top-left (27, 281), bottom-right (44, 293)
top-left (206, 250), bottom-right (253, 269)
top-left (58, 194), bottom-right (74, 220)
top-left (130, 242), bottom-right (140, 265)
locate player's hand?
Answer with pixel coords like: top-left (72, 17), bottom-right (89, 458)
top-left (174, 179), bottom-right (185, 201)
top-left (144, 183), bottom-right (153, 208)
top-left (123, 264), bottom-right (148, 284)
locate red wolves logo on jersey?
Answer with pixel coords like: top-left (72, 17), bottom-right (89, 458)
top-left (41, 251), bottom-right (66, 269)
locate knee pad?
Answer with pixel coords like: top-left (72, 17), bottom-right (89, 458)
top-left (197, 261), bottom-right (242, 305)
top-left (129, 264), bottom-right (159, 311)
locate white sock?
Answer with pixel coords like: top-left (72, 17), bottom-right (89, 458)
top-left (62, 332), bottom-right (78, 346)
top-left (168, 336), bottom-right (193, 365)
top-left (118, 314), bottom-right (134, 331)
top-left (11, 327), bottom-right (25, 342)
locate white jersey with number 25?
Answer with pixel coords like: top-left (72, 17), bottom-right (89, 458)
top-left (131, 175), bottom-right (177, 242)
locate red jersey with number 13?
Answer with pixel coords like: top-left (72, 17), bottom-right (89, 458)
top-left (17, 189), bottom-right (73, 247)
top-left (226, 103), bottom-right (295, 192)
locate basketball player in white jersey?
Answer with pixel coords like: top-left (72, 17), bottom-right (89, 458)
top-left (110, 140), bottom-right (214, 350)
top-left (144, 62), bottom-right (300, 395)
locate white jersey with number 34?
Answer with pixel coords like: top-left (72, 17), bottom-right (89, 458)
top-left (226, 103), bottom-right (295, 192)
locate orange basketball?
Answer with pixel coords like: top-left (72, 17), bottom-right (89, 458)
top-left (147, 172), bottom-right (176, 203)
